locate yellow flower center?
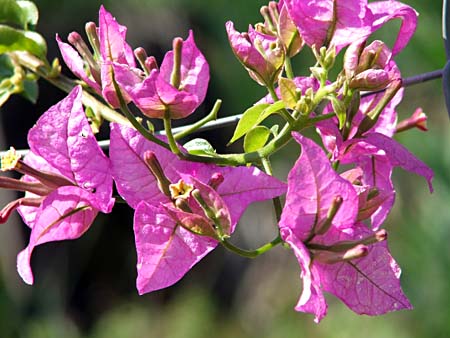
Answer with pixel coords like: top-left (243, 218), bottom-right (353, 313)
top-left (0, 147), bottom-right (21, 172)
top-left (169, 179), bottom-right (193, 200)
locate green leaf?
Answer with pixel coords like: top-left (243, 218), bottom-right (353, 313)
top-left (0, 0), bottom-right (38, 29)
top-left (228, 103), bottom-right (270, 145)
top-left (279, 77), bottom-right (298, 109)
top-left (0, 24), bottom-right (46, 58)
top-left (17, 1), bottom-right (39, 28)
top-left (0, 53), bottom-right (14, 78)
top-left (0, 54), bottom-right (22, 107)
top-left (184, 138), bottom-right (217, 156)
top-left (255, 100), bottom-right (285, 125)
top-left (20, 77), bottom-right (38, 103)
top-left (243, 126), bottom-right (271, 152)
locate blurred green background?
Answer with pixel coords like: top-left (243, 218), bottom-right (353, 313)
top-left (0, 0), bottom-right (449, 337)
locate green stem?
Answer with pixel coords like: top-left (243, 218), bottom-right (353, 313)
top-left (284, 56), bottom-right (294, 79)
top-left (220, 235), bottom-right (283, 258)
top-left (174, 99), bottom-right (222, 140)
top-left (163, 112), bottom-right (181, 155)
top-left (332, 160), bottom-right (340, 171)
top-left (111, 76), bottom-right (172, 150)
top-left (261, 157), bottom-right (283, 223)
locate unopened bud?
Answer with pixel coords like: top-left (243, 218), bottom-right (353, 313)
top-left (68, 31), bottom-right (101, 84)
top-left (356, 40), bottom-right (391, 73)
top-left (207, 172), bottom-right (224, 190)
top-left (395, 108), bottom-right (428, 133)
top-left (164, 205), bottom-right (218, 239)
top-left (342, 244), bottom-right (369, 261)
top-left (0, 197), bottom-right (42, 224)
top-left (312, 229), bottom-right (387, 253)
top-left (349, 69), bottom-right (390, 91)
top-left (374, 229), bottom-right (388, 242)
top-left (85, 22), bottom-right (100, 57)
top-left (143, 151), bottom-right (172, 198)
top-left (174, 196), bottom-right (192, 213)
top-left (310, 66), bottom-right (326, 81)
top-left (191, 189), bottom-right (216, 221)
top-left (313, 244), bottom-right (369, 264)
top-left (68, 32), bottom-right (94, 63)
top-left (315, 195), bottom-right (343, 235)
top-left (170, 37), bottom-right (183, 89)
top-left (357, 79), bottom-right (402, 136)
top-left (145, 56), bottom-right (158, 72)
top-left (134, 47), bottom-right (150, 75)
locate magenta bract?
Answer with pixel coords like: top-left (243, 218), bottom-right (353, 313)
top-left (7, 86), bottom-right (114, 285)
top-left (109, 123), bottom-right (286, 293)
top-left (114, 30), bottom-right (209, 119)
top-left (226, 21), bottom-right (284, 86)
top-left (57, 6), bottom-right (136, 107)
top-left (279, 133), bottom-right (412, 322)
top-left (285, 0), bottom-right (417, 55)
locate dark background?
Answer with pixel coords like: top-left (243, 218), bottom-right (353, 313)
top-left (0, 1), bottom-right (449, 337)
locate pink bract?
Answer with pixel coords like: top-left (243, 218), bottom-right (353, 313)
top-left (57, 6), bottom-right (136, 107)
top-left (285, 0), bottom-right (417, 55)
top-left (226, 21), bottom-right (284, 86)
top-left (109, 123), bottom-right (286, 293)
top-left (16, 86), bottom-right (114, 284)
top-left (113, 30), bottom-right (209, 119)
top-left (279, 133), bottom-right (412, 322)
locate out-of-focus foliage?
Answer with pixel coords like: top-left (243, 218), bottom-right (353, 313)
top-left (0, 0), bottom-right (449, 337)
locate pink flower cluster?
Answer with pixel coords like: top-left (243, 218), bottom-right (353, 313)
top-left (0, 0), bottom-right (434, 323)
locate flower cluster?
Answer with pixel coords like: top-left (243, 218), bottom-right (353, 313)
top-left (0, 0), bottom-right (434, 323)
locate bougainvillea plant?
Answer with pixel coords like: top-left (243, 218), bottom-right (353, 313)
top-left (0, 0), bottom-right (437, 322)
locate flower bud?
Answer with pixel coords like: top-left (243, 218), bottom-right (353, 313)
top-left (357, 79), bottom-right (402, 136)
top-left (349, 69), bottom-right (390, 91)
top-left (189, 177), bottom-right (231, 237)
top-left (143, 151), bottom-right (172, 198)
top-left (207, 172), bottom-right (224, 190)
top-left (68, 31), bottom-right (101, 84)
top-left (134, 47), bottom-right (151, 75)
top-left (313, 244), bottom-right (369, 264)
top-left (170, 37), bottom-right (183, 89)
top-left (395, 108), bottom-right (428, 133)
top-left (85, 21), bottom-right (100, 58)
top-left (0, 197), bottom-right (42, 224)
top-left (315, 195), bottom-right (343, 235)
top-left (226, 21), bottom-right (285, 87)
top-left (164, 204), bottom-right (218, 239)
